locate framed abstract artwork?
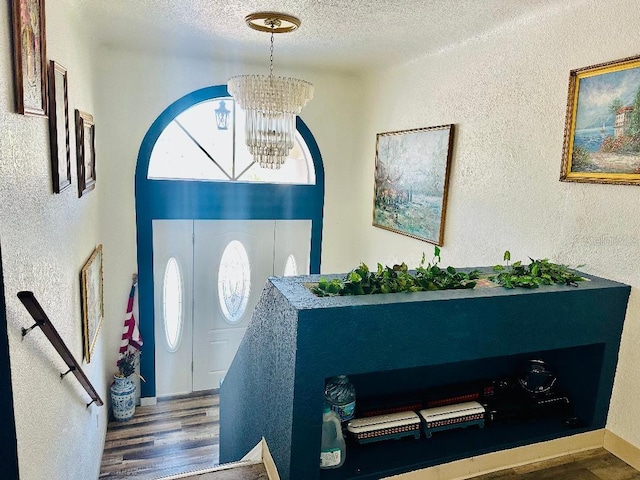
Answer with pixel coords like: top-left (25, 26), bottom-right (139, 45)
top-left (372, 125), bottom-right (454, 245)
top-left (12, 0), bottom-right (47, 116)
top-left (75, 110), bottom-right (96, 197)
top-left (48, 61), bottom-right (71, 193)
top-left (81, 244), bottom-right (104, 363)
top-left (561, 54), bottom-right (640, 185)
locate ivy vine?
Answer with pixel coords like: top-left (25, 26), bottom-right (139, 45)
top-left (489, 250), bottom-right (584, 289)
top-left (309, 248), bottom-right (586, 297)
top-left (310, 247), bottom-right (480, 297)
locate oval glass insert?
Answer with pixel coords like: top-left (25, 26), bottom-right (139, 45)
top-left (163, 257), bottom-right (183, 352)
top-left (218, 240), bottom-right (251, 323)
top-left (283, 254), bottom-right (298, 276)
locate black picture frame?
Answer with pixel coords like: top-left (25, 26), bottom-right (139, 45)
top-left (75, 110), bottom-right (96, 197)
top-left (48, 61), bottom-right (71, 193)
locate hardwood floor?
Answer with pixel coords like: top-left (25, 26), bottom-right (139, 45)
top-left (99, 391), bottom-right (220, 479)
top-left (469, 448), bottom-right (640, 479)
top-left (100, 393), bottom-right (640, 479)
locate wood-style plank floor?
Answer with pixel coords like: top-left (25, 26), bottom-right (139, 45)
top-left (100, 392), bottom-right (640, 479)
top-left (468, 447), bottom-right (640, 479)
top-left (99, 391), bottom-right (221, 480)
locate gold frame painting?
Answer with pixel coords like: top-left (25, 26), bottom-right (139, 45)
top-left (81, 244), bottom-right (103, 363)
top-left (561, 54), bottom-right (640, 185)
top-left (12, 0), bottom-right (47, 116)
top-left (372, 125), bottom-right (454, 246)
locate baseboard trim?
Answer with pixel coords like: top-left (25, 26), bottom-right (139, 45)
top-left (384, 430), bottom-right (604, 479)
top-left (604, 430), bottom-right (640, 471)
top-left (140, 396), bottom-right (157, 406)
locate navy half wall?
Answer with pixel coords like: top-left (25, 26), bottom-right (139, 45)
top-left (220, 270), bottom-right (630, 480)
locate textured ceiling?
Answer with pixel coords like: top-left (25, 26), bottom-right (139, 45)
top-left (66, 0), bottom-right (581, 73)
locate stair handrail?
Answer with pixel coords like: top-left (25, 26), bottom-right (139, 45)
top-left (17, 291), bottom-right (104, 407)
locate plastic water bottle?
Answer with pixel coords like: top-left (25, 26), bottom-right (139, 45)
top-left (320, 404), bottom-right (346, 469)
top-left (324, 374), bottom-right (356, 422)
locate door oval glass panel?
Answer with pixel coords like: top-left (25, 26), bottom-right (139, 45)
top-left (218, 240), bottom-right (251, 324)
top-left (283, 254), bottom-right (298, 276)
top-left (163, 257), bottom-right (183, 352)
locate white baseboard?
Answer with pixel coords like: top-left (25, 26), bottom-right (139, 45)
top-left (383, 430), bottom-right (604, 479)
top-left (140, 396), bottom-right (157, 406)
top-left (604, 429), bottom-right (640, 471)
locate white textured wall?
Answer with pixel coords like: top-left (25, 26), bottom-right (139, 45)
top-left (3, 0), bottom-right (640, 476)
top-left (359, 0), bottom-right (640, 447)
top-left (93, 46), bottom-right (364, 395)
top-left (0, 3), bottom-right (108, 480)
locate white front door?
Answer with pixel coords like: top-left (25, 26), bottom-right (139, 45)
top-left (154, 219), bottom-right (312, 395)
top-left (192, 220), bottom-right (275, 391)
top-left (274, 219), bottom-right (311, 277)
top-left (153, 220), bottom-right (194, 397)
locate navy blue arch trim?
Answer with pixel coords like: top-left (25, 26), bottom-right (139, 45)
top-left (135, 85), bottom-right (324, 397)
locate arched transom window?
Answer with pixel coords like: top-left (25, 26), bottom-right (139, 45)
top-left (148, 97), bottom-right (316, 185)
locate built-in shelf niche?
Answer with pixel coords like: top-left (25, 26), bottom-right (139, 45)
top-left (320, 343), bottom-right (605, 479)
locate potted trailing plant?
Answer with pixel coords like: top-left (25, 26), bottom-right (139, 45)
top-left (110, 350), bottom-right (141, 421)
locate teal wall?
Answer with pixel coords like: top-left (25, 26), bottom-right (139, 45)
top-left (0, 245), bottom-right (19, 478)
top-left (220, 271), bottom-right (630, 479)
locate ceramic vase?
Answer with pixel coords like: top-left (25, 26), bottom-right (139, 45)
top-left (110, 375), bottom-right (136, 421)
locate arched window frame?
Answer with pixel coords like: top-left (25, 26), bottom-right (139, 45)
top-left (135, 85), bottom-right (324, 397)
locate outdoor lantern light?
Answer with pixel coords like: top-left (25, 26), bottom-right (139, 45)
top-left (214, 100), bottom-right (231, 130)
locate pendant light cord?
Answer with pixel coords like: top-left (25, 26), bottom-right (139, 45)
top-left (269, 29), bottom-right (275, 79)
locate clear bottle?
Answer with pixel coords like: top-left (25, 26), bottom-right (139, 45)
top-left (324, 374), bottom-right (356, 422)
top-left (320, 404), bottom-right (346, 469)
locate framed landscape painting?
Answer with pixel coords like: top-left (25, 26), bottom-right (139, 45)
top-left (561, 54), bottom-right (640, 185)
top-left (372, 125), bottom-right (454, 245)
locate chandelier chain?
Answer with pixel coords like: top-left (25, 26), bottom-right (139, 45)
top-left (269, 30), bottom-right (275, 78)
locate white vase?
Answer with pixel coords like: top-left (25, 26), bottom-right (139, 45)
top-left (110, 375), bottom-right (136, 421)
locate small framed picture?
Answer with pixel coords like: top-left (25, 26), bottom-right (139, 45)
top-left (11, 0), bottom-right (47, 116)
top-left (75, 110), bottom-right (96, 197)
top-left (81, 244), bottom-right (104, 362)
top-left (48, 61), bottom-right (71, 193)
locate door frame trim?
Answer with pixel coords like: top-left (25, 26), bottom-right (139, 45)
top-left (135, 85), bottom-right (324, 397)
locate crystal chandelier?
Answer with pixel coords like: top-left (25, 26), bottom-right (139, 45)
top-left (228, 12), bottom-right (314, 170)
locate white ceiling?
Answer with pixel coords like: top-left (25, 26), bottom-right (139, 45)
top-left (66, 0), bottom-right (580, 73)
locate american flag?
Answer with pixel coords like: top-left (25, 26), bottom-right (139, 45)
top-left (119, 277), bottom-right (143, 354)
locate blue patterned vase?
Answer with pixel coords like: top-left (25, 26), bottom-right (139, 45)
top-left (111, 375), bottom-right (136, 421)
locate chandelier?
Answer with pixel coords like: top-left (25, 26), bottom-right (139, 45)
top-left (228, 12), bottom-right (314, 170)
